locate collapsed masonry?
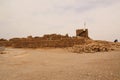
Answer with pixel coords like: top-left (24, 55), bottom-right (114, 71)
top-left (76, 29), bottom-right (89, 38)
top-left (0, 29), bottom-right (90, 48)
top-left (72, 40), bottom-right (120, 53)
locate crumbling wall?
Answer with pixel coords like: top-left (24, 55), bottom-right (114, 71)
top-left (76, 29), bottom-right (88, 38)
top-left (0, 29), bottom-right (90, 48)
top-left (10, 37), bottom-right (86, 48)
top-left (0, 39), bottom-right (10, 46)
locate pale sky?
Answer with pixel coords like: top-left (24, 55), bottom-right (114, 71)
top-left (0, 0), bottom-right (120, 41)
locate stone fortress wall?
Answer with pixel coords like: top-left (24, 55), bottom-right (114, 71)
top-left (0, 29), bottom-right (90, 48)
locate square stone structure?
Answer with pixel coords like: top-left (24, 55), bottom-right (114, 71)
top-left (76, 29), bottom-right (88, 38)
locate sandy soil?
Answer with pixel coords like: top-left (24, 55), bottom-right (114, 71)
top-left (0, 48), bottom-right (120, 80)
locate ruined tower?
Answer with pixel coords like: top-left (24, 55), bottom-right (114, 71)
top-left (76, 29), bottom-right (88, 38)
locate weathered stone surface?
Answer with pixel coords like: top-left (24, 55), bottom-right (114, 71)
top-left (72, 40), bottom-right (120, 53)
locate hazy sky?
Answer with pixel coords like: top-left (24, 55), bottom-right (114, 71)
top-left (0, 0), bottom-right (120, 41)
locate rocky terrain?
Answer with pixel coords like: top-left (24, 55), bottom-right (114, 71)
top-left (72, 40), bottom-right (120, 53)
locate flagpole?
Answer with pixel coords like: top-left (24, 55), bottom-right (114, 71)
top-left (83, 22), bottom-right (86, 31)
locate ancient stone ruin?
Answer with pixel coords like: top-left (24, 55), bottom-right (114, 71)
top-left (72, 40), bottom-right (120, 53)
top-left (76, 29), bottom-right (89, 38)
top-left (0, 28), bottom-right (120, 53)
top-left (0, 29), bottom-right (89, 48)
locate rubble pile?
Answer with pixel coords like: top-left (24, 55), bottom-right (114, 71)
top-left (72, 40), bottom-right (120, 53)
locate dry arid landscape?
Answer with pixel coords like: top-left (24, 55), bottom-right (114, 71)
top-left (0, 30), bottom-right (120, 80)
top-left (1, 0), bottom-right (120, 80)
top-left (0, 46), bottom-right (120, 80)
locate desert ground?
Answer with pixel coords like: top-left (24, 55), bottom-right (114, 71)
top-left (0, 48), bottom-right (120, 80)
